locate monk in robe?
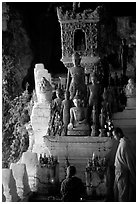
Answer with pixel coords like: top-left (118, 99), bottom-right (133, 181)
top-left (113, 127), bottom-right (136, 202)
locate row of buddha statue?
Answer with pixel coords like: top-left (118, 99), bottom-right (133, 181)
top-left (47, 51), bottom-right (135, 137)
top-left (48, 52), bottom-right (114, 137)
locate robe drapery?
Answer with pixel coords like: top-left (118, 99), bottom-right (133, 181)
top-left (114, 137), bottom-right (136, 202)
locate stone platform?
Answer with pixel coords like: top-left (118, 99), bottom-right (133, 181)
top-left (43, 136), bottom-right (113, 182)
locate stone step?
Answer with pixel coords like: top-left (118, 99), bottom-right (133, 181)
top-left (28, 193), bottom-right (105, 202)
top-left (113, 108), bottom-right (136, 119)
top-left (113, 118), bottom-right (136, 127)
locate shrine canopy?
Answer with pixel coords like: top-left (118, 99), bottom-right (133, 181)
top-left (56, 4), bottom-right (105, 74)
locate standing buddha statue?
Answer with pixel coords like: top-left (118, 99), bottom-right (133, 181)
top-left (66, 52), bottom-right (88, 104)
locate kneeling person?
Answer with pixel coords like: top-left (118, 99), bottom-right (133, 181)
top-left (61, 165), bottom-right (85, 201)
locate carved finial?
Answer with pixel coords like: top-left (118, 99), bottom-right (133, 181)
top-left (73, 2), bottom-right (80, 12)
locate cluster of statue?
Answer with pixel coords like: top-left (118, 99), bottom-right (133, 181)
top-left (47, 51), bottom-right (132, 137)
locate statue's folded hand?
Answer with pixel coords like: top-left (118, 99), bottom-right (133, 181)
top-left (68, 123), bottom-right (74, 130)
top-left (78, 119), bottom-right (87, 124)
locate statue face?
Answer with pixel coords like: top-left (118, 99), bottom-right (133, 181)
top-left (128, 78), bottom-right (134, 85)
top-left (73, 98), bottom-right (81, 107)
top-left (91, 76), bottom-right (97, 84)
top-left (72, 53), bottom-right (81, 66)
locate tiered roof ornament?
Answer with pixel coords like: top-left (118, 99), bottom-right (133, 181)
top-left (57, 5), bottom-right (101, 23)
top-left (57, 4), bottom-right (104, 75)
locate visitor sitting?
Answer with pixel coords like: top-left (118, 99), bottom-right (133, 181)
top-left (67, 92), bottom-right (90, 136)
top-left (60, 165), bottom-right (86, 202)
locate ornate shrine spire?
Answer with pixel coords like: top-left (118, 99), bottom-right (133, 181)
top-left (57, 3), bottom-right (105, 79)
top-left (57, 5), bottom-right (102, 23)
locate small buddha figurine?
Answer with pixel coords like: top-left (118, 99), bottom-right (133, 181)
top-left (50, 88), bottom-right (64, 136)
top-left (125, 78), bottom-right (136, 97)
top-left (61, 91), bottom-right (72, 136)
top-left (25, 121), bottom-right (35, 151)
top-left (52, 88), bottom-right (63, 113)
top-left (88, 73), bottom-right (102, 126)
top-left (67, 92), bottom-right (90, 136)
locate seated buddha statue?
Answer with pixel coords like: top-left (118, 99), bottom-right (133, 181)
top-left (67, 92), bottom-right (90, 136)
top-left (125, 78), bottom-right (136, 97)
top-left (125, 78), bottom-right (136, 108)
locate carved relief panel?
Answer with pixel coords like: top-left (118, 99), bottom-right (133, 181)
top-left (60, 21), bottom-right (98, 60)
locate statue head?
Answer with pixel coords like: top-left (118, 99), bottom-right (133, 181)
top-left (128, 78), bottom-right (134, 85)
top-left (39, 77), bottom-right (52, 93)
top-left (73, 91), bottom-right (81, 107)
top-left (66, 165), bottom-right (76, 178)
top-left (122, 38), bottom-right (127, 45)
top-left (56, 88), bottom-right (63, 98)
top-left (72, 52), bottom-right (81, 66)
top-left (90, 72), bottom-right (97, 84)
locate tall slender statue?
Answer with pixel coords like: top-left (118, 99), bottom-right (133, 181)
top-left (61, 91), bottom-right (71, 136)
top-left (88, 73), bottom-right (102, 123)
top-left (66, 52), bottom-right (87, 105)
top-left (120, 38), bottom-right (128, 76)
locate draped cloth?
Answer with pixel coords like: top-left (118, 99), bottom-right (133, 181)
top-left (114, 137), bottom-right (136, 202)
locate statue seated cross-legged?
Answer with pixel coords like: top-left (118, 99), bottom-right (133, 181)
top-left (125, 78), bottom-right (136, 97)
top-left (67, 92), bottom-right (90, 136)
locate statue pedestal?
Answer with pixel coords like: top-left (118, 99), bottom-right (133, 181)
top-left (67, 129), bottom-right (90, 136)
top-left (126, 96), bottom-right (136, 108)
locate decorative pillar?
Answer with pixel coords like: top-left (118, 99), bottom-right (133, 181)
top-left (2, 168), bottom-right (19, 202)
top-left (21, 152), bottom-right (39, 192)
top-left (10, 163), bottom-right (31, 200)
top-left (31, 63), bottom-right (52, 154)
